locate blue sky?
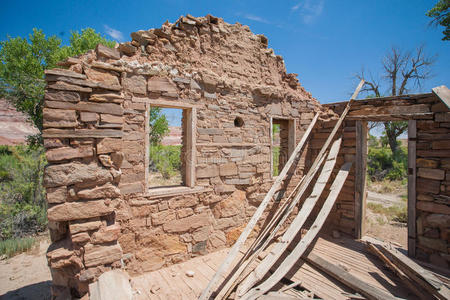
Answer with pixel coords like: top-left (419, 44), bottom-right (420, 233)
top-left (1, 0), bottom-right (448, 110)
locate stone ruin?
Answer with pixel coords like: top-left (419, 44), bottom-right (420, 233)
top-left (41, 14), bottom-right (450, 299)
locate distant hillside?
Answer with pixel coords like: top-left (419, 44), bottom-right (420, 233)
top-left (161, 126), bottom-right (181, 145)
top-left (0, 99), bottom-right (38, 145)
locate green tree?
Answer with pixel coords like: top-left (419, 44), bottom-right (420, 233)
top-left (0, 28), bottom-right (115, 144)
top-left (149, 107), bottom-right (170, 144)
top-left (427, 0), bottom-right (450, 41)
top-left (356, 46), bottom-right (435, 154)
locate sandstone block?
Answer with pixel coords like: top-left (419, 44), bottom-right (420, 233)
top-left (45, 90), bottom-right (81, 102)
top-left (46, 146), bottom-right (93, 162)
top-left (77, 183), bottom-right (121, 200)
top-left (45, 68), bottom-right (86, 79)
top-left (84, 243), bottom-right (123, 267)
top-left (70, 219), bottom-right (102, 234)
top-left (97, 138), bottom-right (123, 154)
top-left (91, 224), bottom-right (121, 244)
top-left (197, 165), bottom-right (219, 178)
top-left (416, 178), bottom-right (441, 194)
top-left (71, 232), bottom-right (90, 244)
top-left (417, 201), bottom-right (450, 215)
top-left (44, 162), bottom-right (112, 188)
top-left (416, 158), bottom-right (439, 169)
top-left (418, 168), bottom-right (445, 180)
top-left (147, 76), bottom-right (177, 93)
top-left (110, 152), bottom-right (124, 169)
top-left (163, 213), bottom-right (210, 233)
top-left (119, 42), bottom-right (137, 56)
top-left (432, 140), bottom-right (450, 150)
top-left (98, 155), bottom-right (112, 167)
top-left (168, 196), bottom-right (198, 209)
top-left (219, 163), bottom-right (238, 176)
top-left (80, 112), bottom-right (98, 123)
top-left (48, 200), bottom-right (113, 221)
top-left (46, 186), bottom-right (67, 204)
top-left (177, 208), bottom-right (194, 219)
top-left (435, 112), bottom-right (450, 122)
top-left (96, 44), bottom-right (120, 60)
top-left (48, 81), bottom-right (92, 93)
top-left (213, 190), bottom-right (246, 218)
top-left (122, 75), bottom-right (146, 94)
top-left (119, 182), bottom-right (144, 195)
top-left (152, 210), bottom-right (176, 226)
top-left (43, 108), bottom-right (77, 128)
top-left (89, 270), bottom-right (132, 300)
top-left (417, 236), bottom-right (448, 252)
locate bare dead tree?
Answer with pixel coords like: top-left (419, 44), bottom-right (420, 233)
top-left (355, 45), bottom-right (436, 153)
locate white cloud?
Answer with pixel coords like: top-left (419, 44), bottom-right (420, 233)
top-left (243, 14), bottom-right (270, 24)
top-left (292, 0), bottom-right (324, 24)
top-left (104, 25), bottom-right (124, 41)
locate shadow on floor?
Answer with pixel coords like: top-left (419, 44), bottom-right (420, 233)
top-left (0, 281), bottom-right (51, 300)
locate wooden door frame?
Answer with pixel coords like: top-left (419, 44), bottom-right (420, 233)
top-left (354, 120), bottom-right (416, 257)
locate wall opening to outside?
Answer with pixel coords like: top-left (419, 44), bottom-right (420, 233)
top-left (363, 121), bottom-right (409, 250)
top-left (148, 106), bottom-right (184, 188)
top-left (271, 118), bottom-right (295, 177)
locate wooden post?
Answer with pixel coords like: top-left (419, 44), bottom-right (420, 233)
top-left (144, 104), bottom-right (150, 191)
top-left (355, 121), bottom-right (368, 239)
top-left (288, 119), bottom-right (296, 157)
top-left (185, 108), bottom-right (196, 187)
top-left (408, 120), bottom-right (417, 257)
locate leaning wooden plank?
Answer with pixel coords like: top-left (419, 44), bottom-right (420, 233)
top-left (198, 113), bottom-right (319, 300)
top-left (432, 85), bottom-right (450, 109)
top-left (366, 242), bottom-right (429, 300)
top-left (237, 138), bottom-right (342, 297)
top-left (305, 253), bottom-right (398, 300)
top-left (218, 152), bottom-right (328, 299)
top-left (230, 80), bottom-right (364, 299)
top-left (242, 162), bottom-right (353, 300)
top-left (363, 237), bottom-right (450, 300)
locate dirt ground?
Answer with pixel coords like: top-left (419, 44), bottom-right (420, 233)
top-left (0, 238), bottom-right (51, 300)
top-left (365, 190), bottom-right (408, 249)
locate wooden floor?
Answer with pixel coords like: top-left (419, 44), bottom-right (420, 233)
top-left (130, 235), bottom-right (420, 299)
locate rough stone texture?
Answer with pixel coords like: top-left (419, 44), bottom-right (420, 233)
top-left (41, 15), bottom-right (331, 298)
top-left (48, 200), bottom-right (113, 221)
top-left (84, 243), bottom-right (123, 267)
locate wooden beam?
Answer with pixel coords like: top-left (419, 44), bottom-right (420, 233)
top-left (305, 253), bottom-right (398, 300)
top-left (132, 96), bottom-right (198, 108)
top-left (355, 121), bottom-right (368, 239)
top-left (185, 108), bottom-right (196, 187)
top-left (242, 162), bottom-right (353, 299)
top-left (199, 113), bottom-right (320, 300)
top-left (363, 237), bottom-right (450, 300)
top-left (407, 120), bottom-right (416, 257)
top-left (237, 139), bottom-right (342, 297)
top-left (366, 242), bottom-right (428, 299)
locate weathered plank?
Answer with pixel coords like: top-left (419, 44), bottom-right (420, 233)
top-left (362, 236), bottom-right (450, 300)
top-left (236, 138), bottom-right (342, 297)
top-left (407, 120), bottom-right (416, 257)
top-left (242, 162), bottom-right (353, 299)
top-left (198, 113), bottom-right (319, 300)
top-left (432, 85), bottom-right (450, 109)
top-left (305, 253), bottom-right (398, 300)
top-left (355, 121), bottom-right (368, 239)
top-left (366, 242), bottom-right (428, 299)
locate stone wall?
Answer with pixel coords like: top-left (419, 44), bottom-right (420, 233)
top-left (324, 93), bottom-right (450, 269)
top-left (42, 15), bottom-right (325, 298)
top-left (415, 100), bottom-right (450, 268)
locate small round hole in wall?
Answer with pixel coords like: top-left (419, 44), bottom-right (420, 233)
top-left (234, 116), bottom-right (244, 127)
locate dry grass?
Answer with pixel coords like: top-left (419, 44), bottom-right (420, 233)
top-left (367, 202), bottom-right (407, 223)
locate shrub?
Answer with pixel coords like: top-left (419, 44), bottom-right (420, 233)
top-left (0, 236), bottom-right (36, 258)
top-left (272, 146), bottom-right (280, 176)
top-left (367, 145), bottom-right (407, 181)
top-left (149, 144), bottom-right (181, 179)
top-left (0, 145), bottom-right (46, 240)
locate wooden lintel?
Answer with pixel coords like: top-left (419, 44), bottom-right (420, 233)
top-left (43, 128), bottom-right (123, 138)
